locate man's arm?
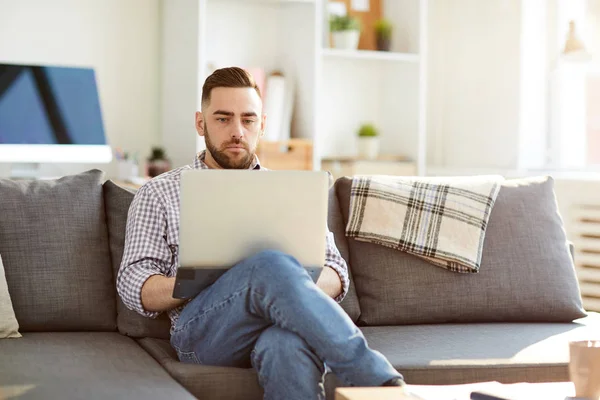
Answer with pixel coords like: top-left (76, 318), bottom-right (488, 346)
top-left (141, 276), bottom-right (185, 312)
top-left (317, 231), bottom-right (350, 302)
top-left (316, 265), bottom-right (343, 299)
top-left (116, 184), bottom-right (181, 317)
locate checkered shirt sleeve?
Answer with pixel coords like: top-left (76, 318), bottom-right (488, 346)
top-left (325, 231), bottom-right (350, 302)
top-left (116, 184), bottom-right (172, 318)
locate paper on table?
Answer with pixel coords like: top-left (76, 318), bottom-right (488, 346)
top-left (407, 381), bottom-right (575, 400)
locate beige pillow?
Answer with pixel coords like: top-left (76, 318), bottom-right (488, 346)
top-left (0, 254), bottom-right (21, 338)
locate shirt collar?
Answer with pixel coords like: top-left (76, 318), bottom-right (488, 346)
top-left (193, 150), bottom-right (262, 170)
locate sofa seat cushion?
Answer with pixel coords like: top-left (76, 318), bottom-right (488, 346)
top-left (361, 312), bottom-right (600, 385)
top-left (137, 337), bottom-right (346, 400)
top-left (138, 337), bottom-right (263, 400)
top-left (0, 332), bottom-right (195, 400)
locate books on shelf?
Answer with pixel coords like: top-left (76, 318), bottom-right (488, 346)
top-left (263, 71), bottom-right (294, 141)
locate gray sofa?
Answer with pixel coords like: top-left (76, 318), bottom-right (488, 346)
top-left (0, 169), bottom-right (598, 400)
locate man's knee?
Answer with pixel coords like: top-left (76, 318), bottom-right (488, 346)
top-left (254, 326), bottom-right (311, 358)
top-left (246, 249), bottom-right (302, 276)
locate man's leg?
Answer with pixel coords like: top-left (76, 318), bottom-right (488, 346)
top-left (251, 326), bottom-right (326, 400)
top-left (170, 249), bottom-right (402, 386)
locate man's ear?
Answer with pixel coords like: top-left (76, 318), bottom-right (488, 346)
top-left (196, 112), bottom-right (205, 137)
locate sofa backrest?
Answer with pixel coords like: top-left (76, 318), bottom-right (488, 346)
top-left (0, 170), bottom-right (117, 331)
top-left (103, 180), bottom-right (171, 339)
top-left (328, 184), bottom-right (361, 322)
top-left (334, 175), bottom-right (587, 326)
top-left (103, 179), bottom-right (362, 339)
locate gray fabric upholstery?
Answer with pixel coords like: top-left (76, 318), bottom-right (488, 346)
top-left (103, 180), bottom-right (171, 339)
top-left (138, 337), bottom-right (263, 400)
top-left (327, 185), bottom-right (360, 322)
top-left (138, 337), bottom-right (345, 400)
top-left (336, 176), bottom-right (587, 325)
top-left (0, 170), bottom-right (116, 331)
top-left (361, 312), bottom-right (600, 385)
top-left (0, 332), bottom-right (195, 399)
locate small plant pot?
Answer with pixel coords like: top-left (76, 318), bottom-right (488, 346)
top-left (357, 137), bottom-right (380, 160)
top-left (332, 30), bottom-right (360, 50)
top-left (376, 36), bottom-right (391, 52)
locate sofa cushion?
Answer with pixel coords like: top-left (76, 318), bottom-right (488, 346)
top-left (103, 180), bottom-right (171, 339)
top-left (0, 254), bottom-right (20, 338)
top-left (137, 337), bottom-right (344, 400)
top-left (327, 186), bottom-right (360, 322)
top-left (0, 170), bottom-right (116, 331)
top-left (0, 332), bottom-right (195, 399)
top-left (336, 176), bottom-right (587, 325)
top-left (360, 312), bottom-right (600, 385)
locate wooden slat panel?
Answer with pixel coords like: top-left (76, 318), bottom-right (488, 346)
top-left (576, 268), bottom-right (600, 283)
top-left (571, 207), bottom-right (600, 221)
top-left (580, 282), bottom-right (600, 297)
top-left (574, 253), bottom-right (600, 267)
top-left (583, 297), bottom-right (600, 312)
top-left (572, 237), bottom-right (600, 251)
top-left (571, 223), bottom-right (600, 237)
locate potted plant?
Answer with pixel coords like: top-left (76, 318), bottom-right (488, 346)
top-left (329, 14), bottom-right (361, 50)
top-left (374, 18), bottom-right (393, 51)
top-left (146, 146), bottom-right (171, 178)
top-left (357, 123), bottom-right (380, 160)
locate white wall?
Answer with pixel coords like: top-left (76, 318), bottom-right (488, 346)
top-left (427, 0), bottom-right (523, 171)
top-left (160, 0), bottom-right (201, 169)
top-left (0, 0), bottom-right (161, 178)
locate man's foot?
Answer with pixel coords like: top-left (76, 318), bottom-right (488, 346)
top-left (381, 377), bottom-right (406, 387)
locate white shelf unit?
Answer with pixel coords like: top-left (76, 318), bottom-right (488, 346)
top-left (317, 0), bottom-right (427, 174)
top-left (162, 0), bottom-right (428, 174)
top-left (321, 48), bottom-right (420, 62)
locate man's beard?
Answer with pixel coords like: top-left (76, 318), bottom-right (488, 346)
top-left (204, 123), bottom-right (255, 169)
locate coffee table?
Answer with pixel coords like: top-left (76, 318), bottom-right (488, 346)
top-left (335, 381), bottom-right (576, 400)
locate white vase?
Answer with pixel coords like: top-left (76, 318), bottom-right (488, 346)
top-left (332, 30), bottom-right (360, 50)
top-left (357, 137), bottom-right (379, 160)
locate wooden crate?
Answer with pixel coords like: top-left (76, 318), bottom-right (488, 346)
top-left (256, 139), bottom-right (313, 170)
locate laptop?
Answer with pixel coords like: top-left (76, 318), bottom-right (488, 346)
top-left (172, 169), bottom-right (330, 299)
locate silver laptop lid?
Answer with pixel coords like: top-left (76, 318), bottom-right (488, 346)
top-left (178, 169), bottom-right (329, 269)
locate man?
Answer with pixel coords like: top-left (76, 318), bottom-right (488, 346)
top-left (116, 67), bottom-right (404, 400)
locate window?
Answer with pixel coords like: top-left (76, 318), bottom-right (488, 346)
top-left (547, 0), bottom-right (599, 170)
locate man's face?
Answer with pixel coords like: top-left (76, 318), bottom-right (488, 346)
top-left (196, 87), bottom-right (265, 169)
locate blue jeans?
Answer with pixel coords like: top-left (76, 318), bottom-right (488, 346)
top-left (170, 250), bottom-right (402, 400)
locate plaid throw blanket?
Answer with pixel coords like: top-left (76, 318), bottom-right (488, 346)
top-left (346, 175), bottom-right (504, 273)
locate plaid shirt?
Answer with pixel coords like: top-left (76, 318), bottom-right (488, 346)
top-left (116, 150), bottom-right (350, 330)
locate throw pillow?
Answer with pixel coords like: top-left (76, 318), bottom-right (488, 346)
top-left (336, 175), bottom-right (587, 325)
top-left (0, 254), bottom-right (21, 338)
top-left (0, 169), bottom-right (116, 331)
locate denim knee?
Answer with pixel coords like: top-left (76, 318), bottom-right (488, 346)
top-left (254, 326), bottom-right (313, 360)
top-left (247, 249), bottom-right (303, 277)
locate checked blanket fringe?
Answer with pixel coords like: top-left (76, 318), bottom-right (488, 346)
top-left (345, 175), bottom-right (504, 273)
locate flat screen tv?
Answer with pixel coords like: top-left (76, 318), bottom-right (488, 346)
top-left (0, 62), bottom-right (112, 176)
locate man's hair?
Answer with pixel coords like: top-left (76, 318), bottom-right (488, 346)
top-left (201, 67), bottom-right (261, 110)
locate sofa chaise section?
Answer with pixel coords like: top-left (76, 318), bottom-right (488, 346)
top-left (0, 171), bottom-right (194, 399)
top-left (361, 313), bottom-right (600, 385)
top-left (0, 332), bottom-right (195, 400)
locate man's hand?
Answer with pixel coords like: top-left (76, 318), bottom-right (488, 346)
top-left (316, 266), bottom-right (342, 299)
top-left (141, 275), bottom-right (187, 312)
